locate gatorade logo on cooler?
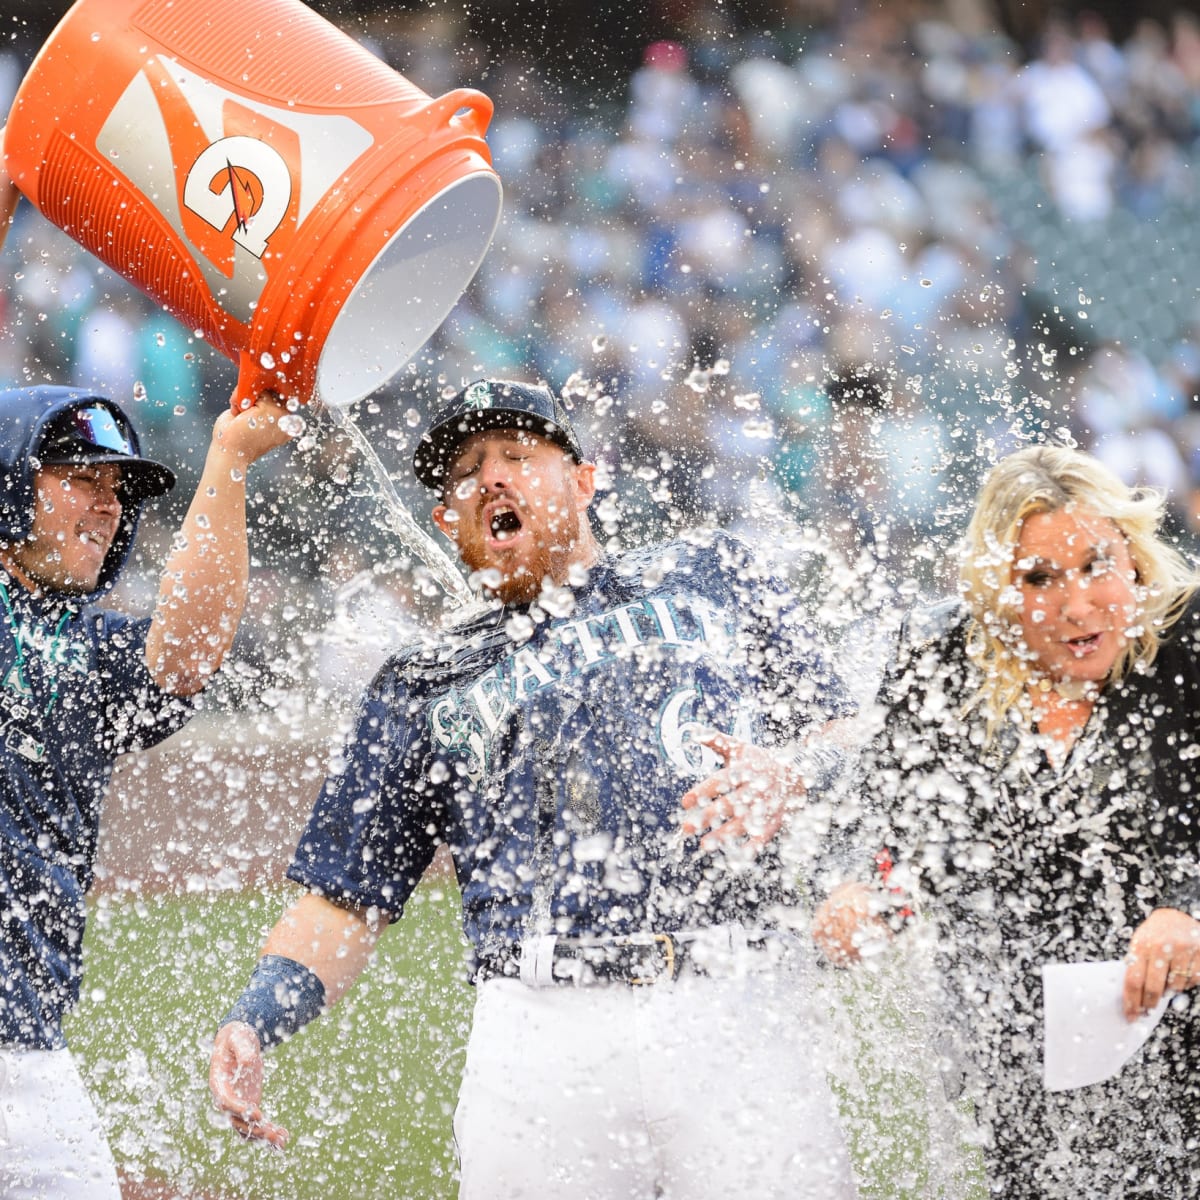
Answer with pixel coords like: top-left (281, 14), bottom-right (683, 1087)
top-left (184, 138), bottom-right (290, 260)
top-left (95, 55), bottom-right (373, 323)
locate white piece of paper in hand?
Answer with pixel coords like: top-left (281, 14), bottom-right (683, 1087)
top-left (1042, 960), bottom-right (1168, 1092)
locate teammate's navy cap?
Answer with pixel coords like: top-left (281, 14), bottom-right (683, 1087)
top-left (37, 401), bottom-right (175, 501)
top-left (413, 379), bottom-right (583, 492)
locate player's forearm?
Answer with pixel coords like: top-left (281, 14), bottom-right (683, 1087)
top-left (261, 892), bottom-right (383, 1007)
top-left (145, 440), bottom-right (252, 695)
top-left (146, 398), bottom-right (294, 694)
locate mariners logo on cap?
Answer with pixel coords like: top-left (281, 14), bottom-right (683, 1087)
top-left (463, 381), bottom-right (494, 410)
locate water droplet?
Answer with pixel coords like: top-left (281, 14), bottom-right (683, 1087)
top-left (331, 464), bottom-right (351, 485)
top-left (154, 332), bottom-right (165, 347)
top-left (259, 352), bottom-right (276, 370)
top-left (405, 407), bottom-right (421, 428)
top-left (919, 278), bottom-right (932, 288)
top-left (90, 31), bottom-right (101, 42)
top-left (591, 334), bottom-right (608, 353)
top-left (684, 366), bottom-right (710, 394)
top-left (196, 513), bottom-right (211, 529)
top-left (132, 381), bottom-right (147, 402)
top-left (173, 405), bottom-right (186, 416)
top-left (278, 414), bottom-right (305, 437)
top-left (505, 612), bottom-right (534, 641)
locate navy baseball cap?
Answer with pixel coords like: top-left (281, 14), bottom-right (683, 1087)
top-left (412, 379), bottom-right (583, 492)
top-left (37, 401), bottom-right (175, 501)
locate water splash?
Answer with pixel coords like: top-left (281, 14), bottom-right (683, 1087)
top-left (329, 410), bottom-right (472, 607)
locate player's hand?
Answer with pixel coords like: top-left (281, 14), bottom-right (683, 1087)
top-left (812, 881), bottom-right (891, 966)
top-left (680, 731), bottom-right (798, 852)
top-left (209, 1021), bottom-right (290, 1148)
top-left (212, 392), bottom-right (301, 466)
top-left (1123, 907), bottom-right (1200, 1020)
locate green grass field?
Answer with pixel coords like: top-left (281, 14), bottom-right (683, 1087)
top-left (68, 885), bottom-right (982, 1199)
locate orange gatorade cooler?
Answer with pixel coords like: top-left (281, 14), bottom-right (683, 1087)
top-left (3, 0), bottom-right (503, 410)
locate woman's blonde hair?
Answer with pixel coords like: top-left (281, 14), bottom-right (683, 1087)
top-left (958, 444), bottom-right (1198, 740)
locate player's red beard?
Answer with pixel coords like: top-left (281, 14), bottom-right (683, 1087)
top-left (455, 495), bottom-right (581, 605)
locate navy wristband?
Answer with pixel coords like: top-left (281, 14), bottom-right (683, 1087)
top-left (219, 954), bottom-right (326, 1049)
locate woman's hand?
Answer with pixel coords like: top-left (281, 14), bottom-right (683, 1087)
top-left (1123, 907), bottom-right (1200, 1020)
top-left (812, 881), bottom-right (892, 966)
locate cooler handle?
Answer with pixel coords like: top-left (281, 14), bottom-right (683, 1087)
top-left (425, 88), bottom-right (494, 138)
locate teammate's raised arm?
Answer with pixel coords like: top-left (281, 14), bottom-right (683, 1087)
top-left (146, 393), bottom-right (297, 694)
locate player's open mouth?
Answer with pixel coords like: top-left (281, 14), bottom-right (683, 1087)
top-left (488, 504), bottom-right (523, 543)
top-left (1065, 632), bottom-right (1102, 656)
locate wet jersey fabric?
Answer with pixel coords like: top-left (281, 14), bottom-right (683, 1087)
top-left (290, 533), bottom-right (853, 954)
top-left (0, 580), bottom-right (194, 1048)
top-left (862, 596), bottom-right (1200, 1198)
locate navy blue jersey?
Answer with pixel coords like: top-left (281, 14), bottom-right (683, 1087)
top-left (290, 533), bottom-right (853, 956)
top-left (0, 581), bottom-right (194, 1048)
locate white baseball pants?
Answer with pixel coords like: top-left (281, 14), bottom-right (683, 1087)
top-left (455, 951), bottom-right (858, 1199)
top-left (0, 1047), bottom-right (121, 1200)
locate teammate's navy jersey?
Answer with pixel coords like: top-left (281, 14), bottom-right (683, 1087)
top-left (290, 533), bottom-right (853, 955)
top-left (0, 581), bottom-right (194, 1048)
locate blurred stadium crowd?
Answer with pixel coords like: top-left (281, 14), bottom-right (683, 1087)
top-left (3, 0), bottom-right (1200, 705)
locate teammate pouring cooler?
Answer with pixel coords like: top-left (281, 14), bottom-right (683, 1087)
top-left (209, 379), bottom-right (861, 1198)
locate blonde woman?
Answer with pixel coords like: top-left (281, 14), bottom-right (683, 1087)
top-left (816, 444), bottom-right (1200, 1198)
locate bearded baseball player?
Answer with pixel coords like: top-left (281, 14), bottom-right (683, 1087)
top-left (209, 379), bottom-right (860, 1198)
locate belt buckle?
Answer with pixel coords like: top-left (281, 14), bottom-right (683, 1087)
top-left (629, 932), bottom-right (677, 985)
